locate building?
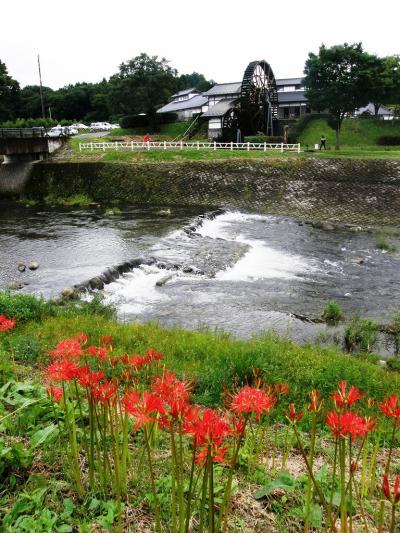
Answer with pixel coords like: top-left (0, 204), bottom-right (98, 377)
top-left (157, 73), bottom-right (310, 139)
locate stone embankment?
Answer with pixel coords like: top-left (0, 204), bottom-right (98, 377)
top-left (5, 157), bottom-right (400, 224)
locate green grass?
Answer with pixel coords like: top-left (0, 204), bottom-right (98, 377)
top-left (5, 312), bottom-right (400, 408)
top-left (299, 117), bottom-right (400, 149)
top-left (107, 121), bottom-right (194, 139)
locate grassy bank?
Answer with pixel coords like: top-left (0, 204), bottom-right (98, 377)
top-left (1, 293), bottom-right (400, 531)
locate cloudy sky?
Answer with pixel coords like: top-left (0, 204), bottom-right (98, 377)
top-left (2, 0), bottom-right (399, 88)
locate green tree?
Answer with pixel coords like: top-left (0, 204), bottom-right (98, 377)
top-left (108, 53), bottom-right (178, 125)
top-left (0, 59), bottom-right (20, 122)
top-left (177, 72), bottom-right (214, 92)
top-left (303, 43), bottom-right (374, 149)
top-left (19, 85), bottom-right (53, 118)
top-left (364, 55), bottom-right (400, 116)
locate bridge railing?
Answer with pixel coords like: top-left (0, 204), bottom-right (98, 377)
top-left (79, 141), bottom-right (301, 153)
top-left (0, 128), bottom-right (46, 139)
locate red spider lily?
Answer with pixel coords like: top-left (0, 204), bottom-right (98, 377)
top-left (145, 348), bottom-right (163, 363)
top-left (196, 444), bottom-right (229, 466)
top-left (274, 383), bottom-right (289, 395)
top-left (366, 397), bottom-right (375, 409)
top-left (332, 380), bottom-right (365, 409)
top-left (230, 386), bottom-right (275, 420)
top-left (127, 354), bottom-right (148, 370)
top-left (350, 461), bottom-right (358, 473)
top-left (152, 371), bottom-right (190, 404)
top-left (123, 390), bottom-right (165, 430)
top-left (100, 335), bottom-right (113, 345)
top-left (184, 408), bottom-right (232, 448)
top-left (86, 345), bottom-right (108, 359)
top-left (46, 359), bottom-right (80, 381)
top-left (383, 474), bottom-right (400, 504)
top-left (308, 389), bottom-right (324, 413)
top-left (47, 385), bottom-right (64, 402)
top-left (326, 411), bottom-right (375, 440)
top-left (0, 315), bottom-right (16, 331)
top-left (379, 395), bottom-right (400, 424)
top-left (74, 332), bottom-right (89, 345)
top-left (286, 403), bottom-right (303, 424)
top-left (91, 379), bottom-right (119, 405)
top-left (50, 338), bottom-right (84, 360)
top-left (77, 366), bottom-right (105, 388)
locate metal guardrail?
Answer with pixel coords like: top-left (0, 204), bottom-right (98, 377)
top-left (0, 127), bottom-right (47, 139)
top-left (79, 141), bottom-right (301, 153)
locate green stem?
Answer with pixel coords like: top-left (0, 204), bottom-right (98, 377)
top-left (198, 460), bottom-right (209, 533)
top-left (170, 427), bottom-right (178, 533)
top-left (144, 425), bottom-right (162, 533)
top-left (184, 439), bottom-right (197, 533)
top-left (65, 383), bottom-right (84, 497)
top-left (304, 413), bottom-right (317, 533)
top-left (339, 437), bottom-right (347, 533)
top-left (208, 447), bottom-right (215, 533)
top-left (378, 423), bottom-right (397, 533)
top-left (389, 504), bottom-right (396, 533)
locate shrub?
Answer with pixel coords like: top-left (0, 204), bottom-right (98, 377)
top-left (344, 317), bottom-right (379, 353)
top-left (322, 300), bottom-right (343, 324)
top-left (386, 358), bottom-right (400, 372)
top-left (158, 112), bottom-right (178, 124)
top-left (376, 233), bottom-right (396, 252)
top-left (119, 114), bottom-right (149, 129)
top-left (0, 292), bottom-right (47, 322)
top-left (377, 136), bottom-right (400, 146)
top-left (244, 135), bottom-right (284, 143)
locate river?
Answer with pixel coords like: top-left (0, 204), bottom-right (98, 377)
top-left (1, 202), bottom-right (399, 351)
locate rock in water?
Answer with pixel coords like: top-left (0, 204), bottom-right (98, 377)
top-left (28, 261), bottom-right (39, 271)
top-left (61, 287), bottom-right (75, 299)
top-left (18, 263), bottom-right (26, 272)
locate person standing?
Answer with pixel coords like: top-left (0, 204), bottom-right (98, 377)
top-left (143, 133), bottom-right (151, 143)
top-left (319, 134), bottom-right (327, 150)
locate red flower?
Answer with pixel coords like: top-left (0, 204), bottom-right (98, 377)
top-left (123, 390), bottom-right (165, 430)
top-left (0, 315), bottom-right (16, 331)
top-left (100, 336), bottom-right (113, 345)
top-left (152, 371), bottom-right (190, 405)
top-left (127, 354), bottom-right (148, 370)
top-left (195, 444), bottom-right (229, 466)
top-left (46, 359), bottom-right (80, 381)
top-left (47, 386), bottom-right (63, 402)
top-left (379, 395), bottom-right (400, 425)
top-left (382, 474), bottom-right (400, 504)
top-left (326, 411), bottom-right (375, 440)
top-left (74, 332), bottom-right (89, 345)
top-left (77, 365), bottom-right (105, 388)
top-left (92, 379), bottom-right (118, 405)
top-left (231, 386), bottom-right (275, 420)
top-left (50, 338), bottom-right (84, 360)
top-left (332, 380), bottom-right (365, 409)
top-left (308, 389), bottom-right (323, 413)
top-left (86, 345), bottom-right (108, 359)
top-left (285, 403), bottom-right (303, 424)
top-left (274, 383), bottom-right (289, 395)
top-left (145, 348), bottom-right (163, 363)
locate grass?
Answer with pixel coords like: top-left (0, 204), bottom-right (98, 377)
top-left (107, 121), bottom-right (194, 139)
top-left (299, 117), bottom-right (400, 149)
top-left (43, 193), bottom-right (93, 207)
top-left (322, 300), bottom-right (343, 325)
top-left (1, 294), bottom-right (400, 531)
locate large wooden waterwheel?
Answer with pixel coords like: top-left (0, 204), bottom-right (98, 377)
top-left (239, 60), bottom-right (278, 136)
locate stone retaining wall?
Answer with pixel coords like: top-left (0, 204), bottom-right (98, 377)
top-left (20, 158), bottom-right (400, 224)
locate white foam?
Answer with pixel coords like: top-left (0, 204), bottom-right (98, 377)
top-left (197, 211), bottom-right (270, 240)
top-left (103, 265), bottom-right (169, 314)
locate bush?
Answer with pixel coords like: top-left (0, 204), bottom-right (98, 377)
top-left (244, 135), bottom-right (284, 143)
top-left (377, 136), bottom-right (400, 146)
top-left (0, 292), bottom-right (47, 322)
top-left (375, 232), bottom-right (396, 252)
top-left (119, 114), bottom-right (149, 129)
top-left (322, 300), bottom-right (343, 324)
top-left (386, 358), bottom-right (400, 372)
top-left (158, 112), bottom-right (178, 124)
top-left (344, 317), bottom-right (379, 353)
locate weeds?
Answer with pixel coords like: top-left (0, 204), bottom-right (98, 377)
top-left (322, 301), bottom-right (343, 325)
top-left (344, 317), bottom-right (379, 353)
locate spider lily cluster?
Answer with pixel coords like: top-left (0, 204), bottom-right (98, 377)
top-left (37, 330), bottom-right (400, 532)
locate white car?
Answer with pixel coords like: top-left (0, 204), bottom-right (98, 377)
top-left (70, 123), bottom-right (89, 130)
top-left (66, 126), bottom-right (79, 135)
top-left (45, 126), bottom-right (70, 138)
top-left (90, 122), bottom-right (113, 131)
top-left (110, 124), bottom-right (120, 130)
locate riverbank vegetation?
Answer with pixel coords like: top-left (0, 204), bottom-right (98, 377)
top-left (1, 292), bottom-right (400, 531)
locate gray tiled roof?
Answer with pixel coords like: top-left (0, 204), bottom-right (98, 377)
top-left (202, 99), bottom-right (237, 118)
top-left (277, 91), bottom-right (307, 103)
top-left (276, 77), bottom-right (303, 86)
top-left (171, 88), bottom-right (200, 98)
top-left (157, 95), bottom-right (208, 113)
top-left (202, 82), bottom-right (241, 96)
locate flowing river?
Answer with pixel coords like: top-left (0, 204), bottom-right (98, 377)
top-left (1, 202), bottom-right (400, 350)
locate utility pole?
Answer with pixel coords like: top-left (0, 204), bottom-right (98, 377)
top-left (37, 55), bottom-right (45, 119)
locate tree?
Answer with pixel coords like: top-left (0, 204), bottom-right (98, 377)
top-left (303, 43), bottom-right (374, 149)
top-left (364, 55), bottom-right (400, 116)
top-left (19, 85), bottom-right (53, 118)
top-left (108, 53), bottom-right (178, 124)
top-left (0, 59), bottom-right (20, 122)
top-left (177, 72), bottom-right (214, 92)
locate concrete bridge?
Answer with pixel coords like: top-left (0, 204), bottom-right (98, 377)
top-left (0, 128), bottom-right (64, 164)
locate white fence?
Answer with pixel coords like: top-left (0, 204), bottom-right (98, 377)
top-left (79, 141), bottom-right (301, 153)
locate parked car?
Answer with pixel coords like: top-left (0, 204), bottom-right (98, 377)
top-left (70, 123), bottom-right (89, 130)
top-left (110, 124), bottom-right (120, 130)
top-left (90, 122), bottom-right (113, 131)
top-left (45, 126), bottom-right (70, 138)
top-left (66, 126), bottom-right (79, 135)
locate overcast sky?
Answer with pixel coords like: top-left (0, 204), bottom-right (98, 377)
top-left (2, 0), bottom-right (399, 89)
